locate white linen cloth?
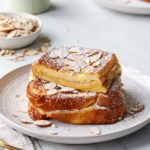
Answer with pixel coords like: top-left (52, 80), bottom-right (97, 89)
top-left (0, 118), bottom-right (41, 150)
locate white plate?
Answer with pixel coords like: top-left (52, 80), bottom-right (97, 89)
top-left (95, 0), bottom-right (150, 15)
top-left (0, 64), bottom-right (150, 144)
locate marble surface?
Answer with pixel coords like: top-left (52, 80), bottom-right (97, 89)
top-left (0, 0), bottom-right (150, 149)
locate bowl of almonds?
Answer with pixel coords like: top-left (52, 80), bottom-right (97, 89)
top-left (0, 12), bottom-right (42, 49)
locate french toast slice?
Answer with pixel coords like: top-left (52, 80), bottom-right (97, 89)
top-left (32, 46), bottom-right (121, 93)
top-left (26, 78), bottom-right (126, 124)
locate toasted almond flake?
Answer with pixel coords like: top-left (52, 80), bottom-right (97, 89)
top-left (34, 120), bottom-right (52, 127)
top-left (69, 47), bottom-right (79, 53)
top-left (0, 31), bottom-right (8, 36)
top-left (59, 48), bottom-right (69, 59)
top-left (60, 87), bottom-right (75, 92)
top-left (92, 61), bottom-right (101, 67)
top-left (5, 49), bottom-right (10, 55)
top-left (49, 130), bottom-right (58, 135)
top-left (0, 26), bottom-right (13, 32)
top-left (85, 50), bottom-right (98, 57)
top-left (0, 15), bottom-right (39, 39)
top-left (6, 30), bottom-right (17, 38)
top-left (13, 57), bottom-right (24, 62)
top-left (89, 52), bottom-right (102, 63)
top-left (40, 37), bottom-right (50, 42)
top-left (24, 23), bottom-right (33, 31)
top-left (19, 96), bottom-right (24, 101)
top-left (24, 49), bottom-right (38, 56)
top-left (51, 123), bottom-right (57, 128)
top-left (15, 52), bottom-right (24, 57)
top-left (9, 49), bottom-right (16, 55)
top-left (47, 89), bottom-right (58, 95)
top-left (38, 46), bottom-right (48, 52)
top-left (90, 127), bottom-right (101, 135)
top-left (50, 50), bottom-right (59, 58)
top-left (43, 42), bottom-right (51, 47)
top-left (20, 118), bottom-right (33, 124)
top-left (5, 55), bottom-right (17, 60)
top-left (0, 49), bottom-right (6, 56)
top-left (44, 83), bottom-right (56, 90)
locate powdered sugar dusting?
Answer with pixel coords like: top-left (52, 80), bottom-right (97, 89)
top-left (39, 46), bottom-right (114, 73)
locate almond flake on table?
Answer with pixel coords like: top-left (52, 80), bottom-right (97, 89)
top-left (24, 49), bottom-right (39, 56)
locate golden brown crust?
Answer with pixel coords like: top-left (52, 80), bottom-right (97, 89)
top-left (32, 46), bottom-right (121, 93)
top-left (28, 102), bottom-right (126, 124)
top-left (27, 78), bottom-right (126, 124)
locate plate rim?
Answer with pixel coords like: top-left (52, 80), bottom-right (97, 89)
top-left (0, 64), bottom-right (150, 141)
top-left (95, 0), bottom-right (150, 14)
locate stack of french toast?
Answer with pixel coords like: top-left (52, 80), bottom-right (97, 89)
top-left (26, 46), bottom-right (126, 124)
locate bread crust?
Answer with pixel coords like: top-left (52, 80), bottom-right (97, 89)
top-left (32, 46), bottom-right (121, 93)
top-left (27, 78), bottom-right (126, 124)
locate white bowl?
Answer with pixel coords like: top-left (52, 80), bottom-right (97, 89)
top-left (0, 12), bottom-right (42, 49)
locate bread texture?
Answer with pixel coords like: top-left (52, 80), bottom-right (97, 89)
top-left (32, 46), bottom-right (121, 93)
top-left (27, 78), bottom-right (126, 124)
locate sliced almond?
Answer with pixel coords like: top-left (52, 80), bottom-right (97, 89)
top-left (0, 31), bottom-right (8, 36)
top-left (51, 123), bottom-right (57, 128)
top-left (15, 52), bottom-right (24, 57)
top-left (6, 30), bottom-right (17, 38)
top-left (47, 89), bottom-right (58, 95)
top-left (34, 120), bottom-right (52, 127)
top-left (69, 47), bottom-right (79, 53)
top-left (49, 130), bottom-right (58, 135)
top-left (92, 61), bottom-right (101, 67)
top-left (20, 118), bottom-right (33, 124)
top-left (50, 50), bottom-right (59, 58)
top-left (5, 55), bottom-right (17, 60)
top-left (90, 127), bottom-right (101, 135)
top-left (60, 87), bottom-right (75, 92)
top-left (19, 96), bottom-right (24, 101)
top-left (59, 48), bottom-right (69, 59)
top-left (24, 49), bottom-right (38, 56)
top-left (0, 49), bottom-right (6, 56)
top-left (14, 57), bottom-right (24, 62)
top-left (38, 46), bottom-right (48, 52)
top-left (130, 103), bottom-right (144, 113)
top-left (44, 83), bottom-right (56, 90)
top-left (89, 52), bottom-right (102, 63)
